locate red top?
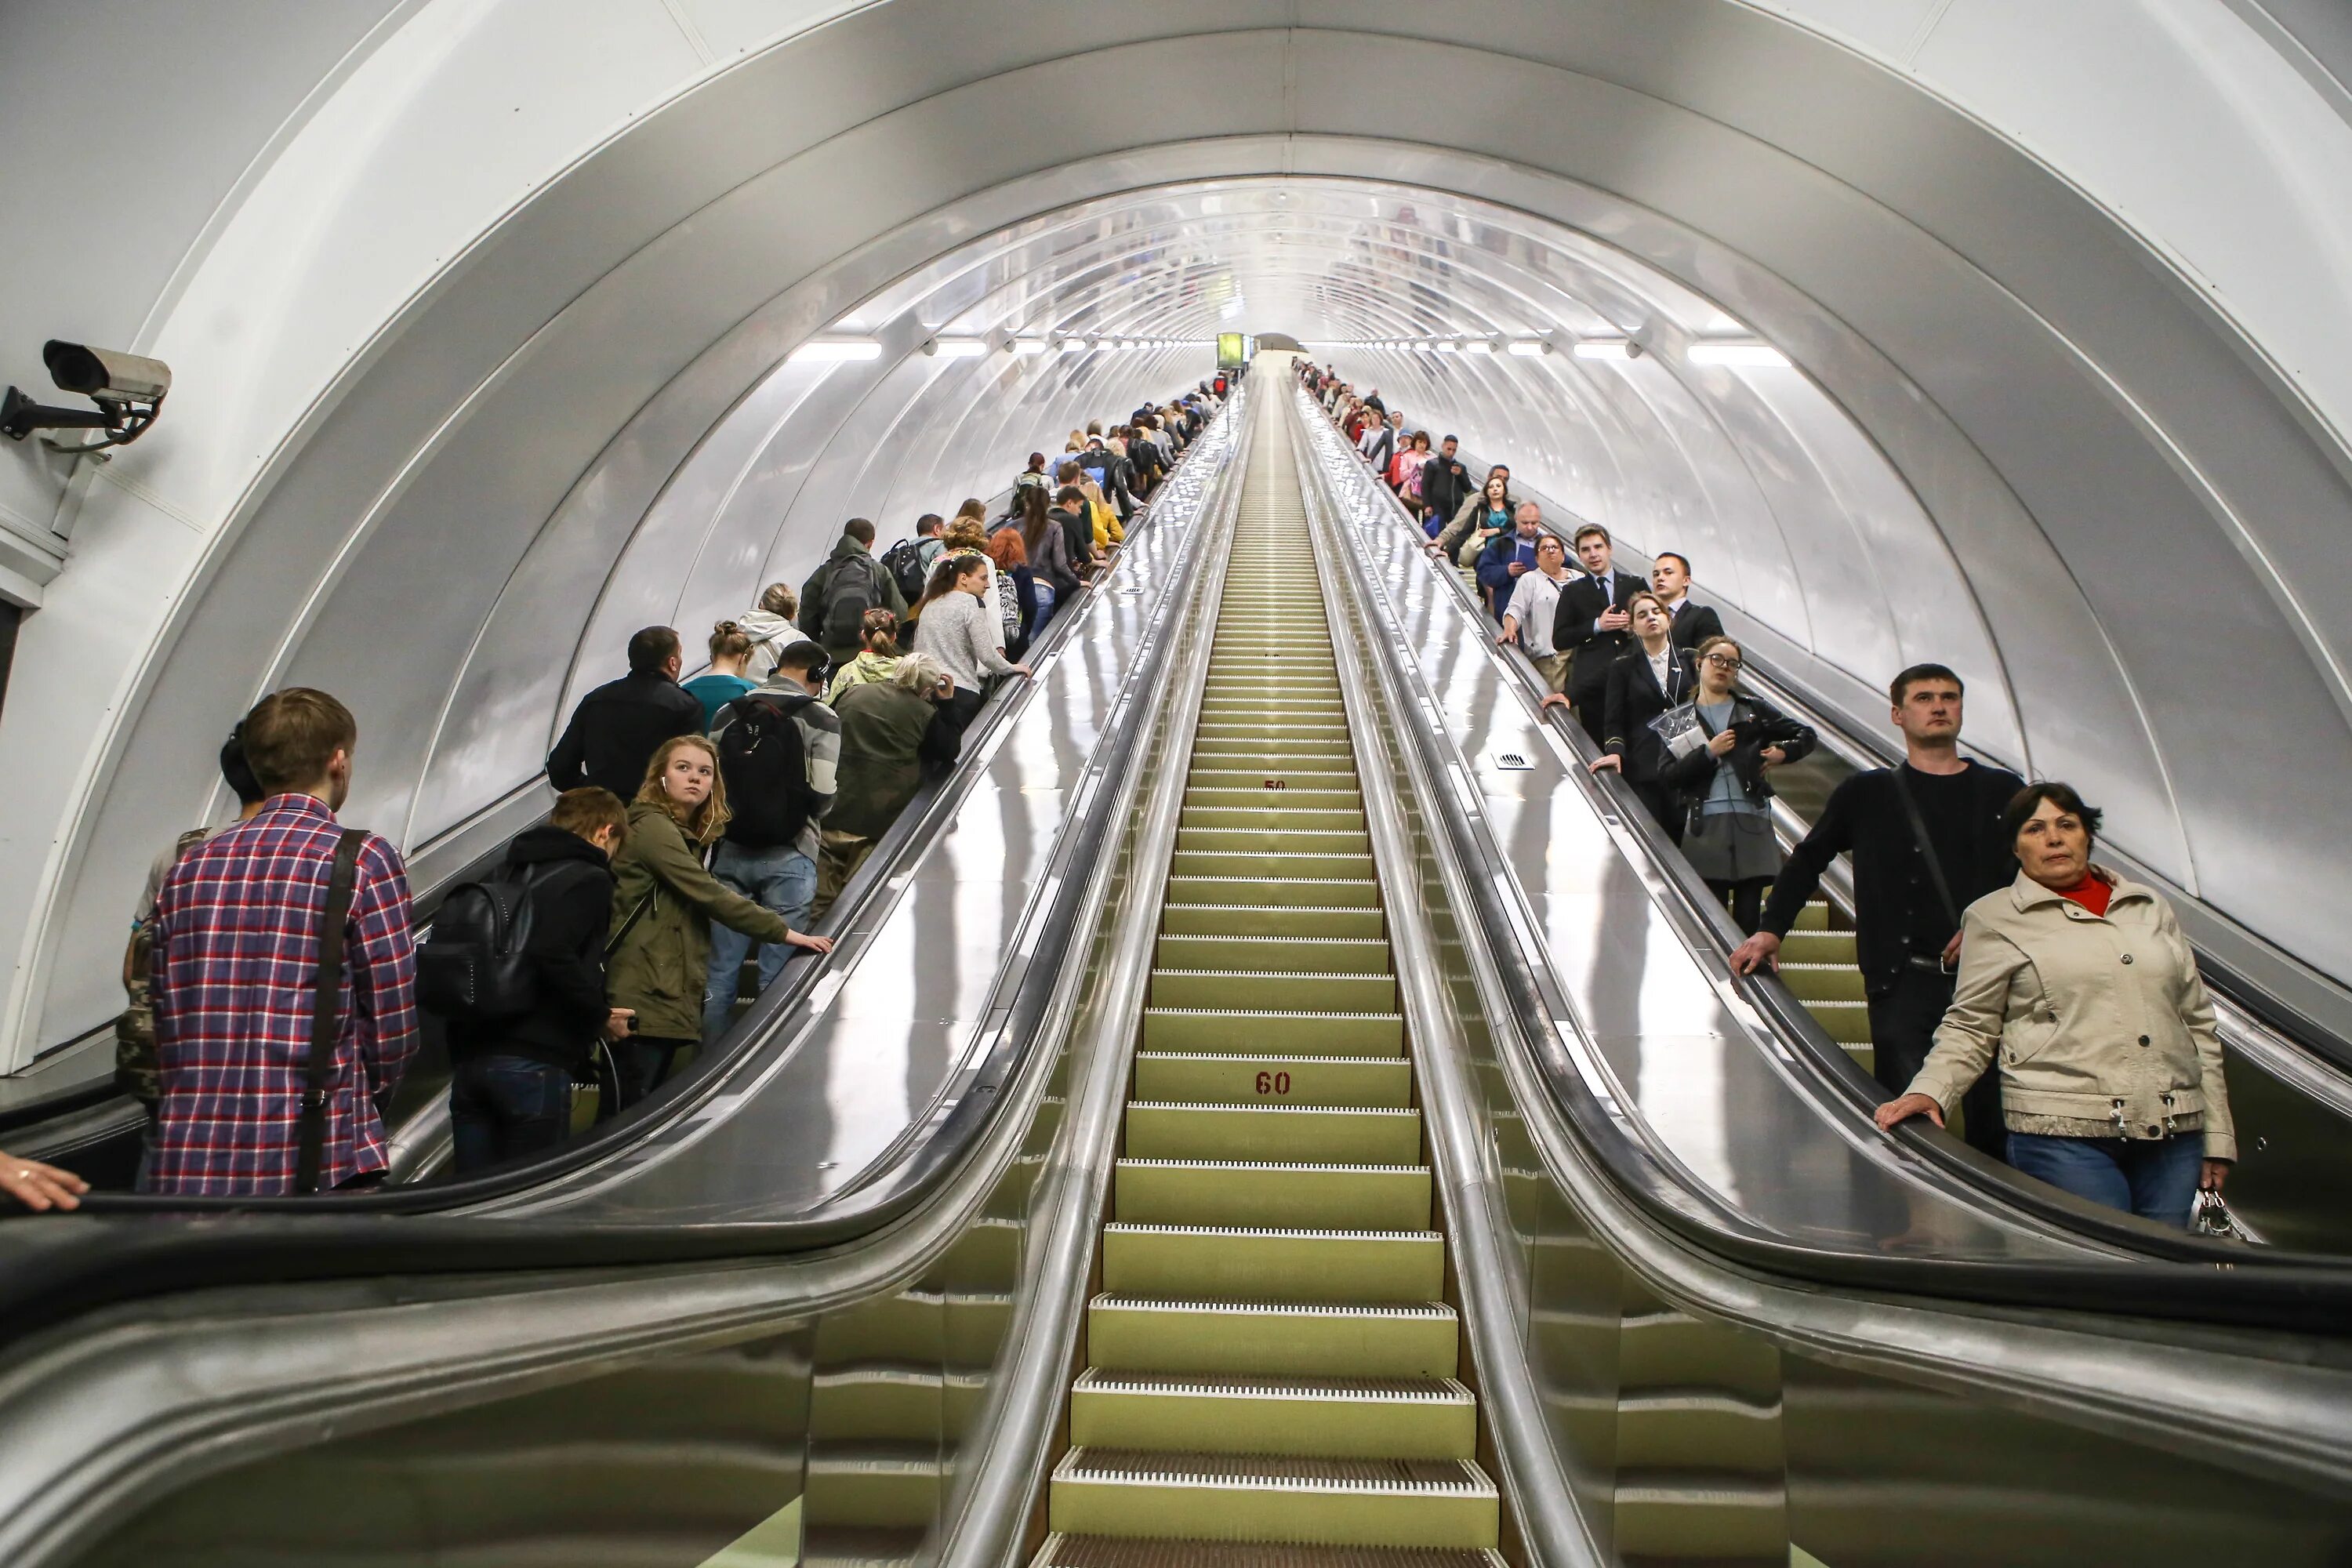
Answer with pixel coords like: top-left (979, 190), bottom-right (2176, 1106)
top-left (2054, 873), bottom-right (2113, 918)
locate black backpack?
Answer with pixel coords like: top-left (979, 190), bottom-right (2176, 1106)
top-left (818, 554), bottom-right (884, 650)
top-left (418, 866), bottom-right (551, 1022)
top-left (716, 691), bottom-right (817, 848)
top-left (880, 538), bottom-right (928, 605)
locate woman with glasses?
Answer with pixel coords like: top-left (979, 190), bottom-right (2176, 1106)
top-left (1661, 636), bottom-right (1817, 932)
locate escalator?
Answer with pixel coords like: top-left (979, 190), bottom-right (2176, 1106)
top-left (16, 366), bottom-right (2352, 1568)
top-left (1040, 401), bottom-right (1498, 1559)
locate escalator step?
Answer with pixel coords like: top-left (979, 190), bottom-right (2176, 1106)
top-left (1150, 968), bottom-right (1398, 1012)
top-left (1164, 876), bottom-right (1381, 909)
top-left (1102, 1222), bottom-right (1444, 1302)
top-left (1133, 1051), bottom-right (1411, 1107)
top-left (1069, 1370), bottom-right (1476, 1459)
top-left (1114, 1159), bottom-right (1432, 1229)
top-left (1158, 905), bottom-right (1386, 939)
top-left (1050, 1449), bottom-right (1499, 1548)
top-left (1123, 1101), bottom-right (1422, 1162)
top-left (1033, 1534), bottom-right (1504, 1567)
top-left (1142, 1009), bottom-right (1403, 1056)
top-left (1178, 825), bottom-right (1372, 853)
top-left (1154, 934), bottom-right (1393, 974)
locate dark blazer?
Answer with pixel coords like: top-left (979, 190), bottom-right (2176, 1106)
top-left (1659, 691), bottom-right (1818, 815)
top-left (1666, 598), bottom-right (1726, 653)
top-left (1552, 570), bottom-right (1650, 699)
top-left (1601, 644), bottom-right (1699, 782)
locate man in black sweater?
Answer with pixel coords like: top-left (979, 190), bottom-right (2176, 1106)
top-left (546, 626), bottom-right (704, 799)
top-left (1731, 664), bottom-right (2026, 1158)
top-left (445, 788), bottom-right (635, 1171)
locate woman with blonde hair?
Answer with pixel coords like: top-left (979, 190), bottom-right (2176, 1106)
top-left (606, 735), bottom-right (832, 1104)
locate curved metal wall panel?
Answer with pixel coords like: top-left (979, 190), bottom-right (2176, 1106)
top-left (3, 0), bottom-right (2350, 1069)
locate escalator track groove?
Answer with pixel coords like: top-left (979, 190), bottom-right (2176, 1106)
top-left (1040, 392), bottom-right (1504, 1563)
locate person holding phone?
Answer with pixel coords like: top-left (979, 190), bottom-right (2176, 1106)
top-left (1659, 637), bottom-right (1816, 933)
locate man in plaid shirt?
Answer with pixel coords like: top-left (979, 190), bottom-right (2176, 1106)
top-left (146, 689), bottom-right (419, 1195)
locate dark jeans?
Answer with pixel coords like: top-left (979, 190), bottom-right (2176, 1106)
top-left (1868, 965), bottom-right (2006, 1160)
top-left (1708, 877), bottom-right (1771, 935)
top-left (613, 1035), bottom-right (692, 1111)
top-left (2009, 1131), bottom-right (2201, 1227)
top-left (449, 1053), bottom-right (572, 1173)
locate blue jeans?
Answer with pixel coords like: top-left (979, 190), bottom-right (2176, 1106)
top-left (2007, 1131), bottom-right (2202, 1227)
top-left (702, 841), bottom-right (816, 1039)
top-left (449, 1054), bottom-right (572, 1174)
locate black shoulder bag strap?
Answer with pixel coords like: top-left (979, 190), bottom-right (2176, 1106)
top-left (1889, 768), bottom-right (1965, 934)
top-left (295, 829), bottom-right (369, 1195)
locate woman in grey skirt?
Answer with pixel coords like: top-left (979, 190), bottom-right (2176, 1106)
top-left (1658, 636), bottom-right (1817, 932)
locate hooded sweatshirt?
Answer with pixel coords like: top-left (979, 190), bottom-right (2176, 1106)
top-left (737, 610), bottom-right (799, 681)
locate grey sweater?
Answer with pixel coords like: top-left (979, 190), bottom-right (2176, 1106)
top-left (913, 590), bottom-right (1018, 691)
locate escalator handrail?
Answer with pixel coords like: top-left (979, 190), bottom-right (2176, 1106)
top-left (0, 390), bottom-right (1255, 1350)
top-left (1294, 383), bottom-right (2352, 1331)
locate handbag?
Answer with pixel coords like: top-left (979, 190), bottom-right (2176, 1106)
top-left (294, 829), bottom-right (371, 1195)
top-left (2190, 1188), bottom-right (2249, 1242)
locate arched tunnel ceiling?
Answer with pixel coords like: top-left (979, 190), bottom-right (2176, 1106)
top-left (4, 1), bottom-right (2351, 1066)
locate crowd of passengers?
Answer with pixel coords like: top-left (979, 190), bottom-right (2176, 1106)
top-left (1302, 359), bottom-right (2234, 1230)
top-left (0, 385), bottom-right (1229, 1212)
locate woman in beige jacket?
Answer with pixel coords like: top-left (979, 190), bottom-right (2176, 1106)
top-left (1876, 782), bottom-right (2232, 1226)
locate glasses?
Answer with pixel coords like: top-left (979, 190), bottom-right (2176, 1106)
top-left (1703, 654), bottom-right (1744, 670)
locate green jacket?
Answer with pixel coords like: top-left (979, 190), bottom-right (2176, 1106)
top-left (607, 800), bottom-right (791, 1039)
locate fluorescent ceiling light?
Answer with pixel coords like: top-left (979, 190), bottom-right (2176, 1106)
top-left (789, 338), bottom-right (882, 363)
top-left (1507, 339), bottom-right (1548, 356)
top-left (1094, 339), bottom-right (1116, 351)
top-left (1688, 342), bottom-right (1790, 367)
top-left (1573, 339), bottom-right (1633, 360)
top-left (1060, 339), bottom-right (1088, 353)
top-left (1435, 341), bottom-right (1458, 354)
top-left (1464, 339), bottom-right (1494, 355)
top-left (1011, 338), bottom-right (1048, 356)
top-left (927, 337), bottom-right (988, 358)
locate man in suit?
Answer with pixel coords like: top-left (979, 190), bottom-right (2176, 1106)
top-left (1548, 524), bottom-right (1650, 746)
top-left (1650, 551), bottom-right (1726, 652)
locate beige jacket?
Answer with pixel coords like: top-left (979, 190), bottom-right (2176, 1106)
top-left (1909, 868), bottom-right (2235, 1160)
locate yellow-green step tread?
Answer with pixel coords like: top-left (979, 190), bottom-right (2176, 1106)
top-left (1049, 1450), bottom-right (1499, 1548)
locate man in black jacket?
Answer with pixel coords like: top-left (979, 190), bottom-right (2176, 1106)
top-left (1731, 664), bottom-right (2026, 1158)
top-left (800, 518), bottom-right (909, 663)
top-left (1550, 524), bottom-right (1649, 746)
top-left (445, 788), bottom-right (633, 1171)
top-left (1419, 437), bottom-right (1471, 534)
top-left (546, 626), bottom-right (704, 799)
top-left (1650, 551), bottom-right (1726, 652)
top-left (1053, 485), bottom-right (1096, 574)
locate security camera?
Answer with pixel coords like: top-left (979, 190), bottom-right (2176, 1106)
top-left (2, 339), bottom-right (172, 451)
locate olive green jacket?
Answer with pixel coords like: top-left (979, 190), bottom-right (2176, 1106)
top-left (1910, 868), bottom-right (2235, 1160)
top-left (607, 800), bottom-right (791, 1039)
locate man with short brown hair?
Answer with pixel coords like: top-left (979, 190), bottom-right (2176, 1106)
top-left (146, 688), bottom-right (419, 1195)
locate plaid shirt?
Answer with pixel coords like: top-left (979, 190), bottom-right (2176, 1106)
top-left (145, 795), bottom-right (419, 1195)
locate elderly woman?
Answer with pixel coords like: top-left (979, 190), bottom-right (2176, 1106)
top-left (1876, 782), bottom-right (2233, 1225)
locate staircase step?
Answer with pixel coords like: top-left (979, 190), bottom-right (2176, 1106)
top-left (1184, 788), bottom-right (1366, 812)
top-left (1115, 1160), bottom-right (1431, 1229)
top-left (1180, 807), bottom-right (1366, 833)
top-left (1050, 1449), bottom-right (1498, 1548)
top-left (1126, 1101), bottom-right (1421, 1163)
top-left (1102, 1223), bottom-right (1443, 1303)
top-left (1069, 1370), bottom-right (1476, 1460)
top-left (1158, 905), bottom-right (1385, 939)
top-left (1142, 1010), bottom-right (1403, 1058)
top-left (1151, 969), bottom-right (1397, 1013)
top-left (1033, 1533), bottom-right (1506, 1567)
top-left (1156, 934), bottom-right (1393, 974)
top-left (1134, 1051), bottom-right (1411, 1108)
top-left (1804, 998), bottom-right (1871, 1045)
top-left (1777, 930), bottom-right (1855, 964)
